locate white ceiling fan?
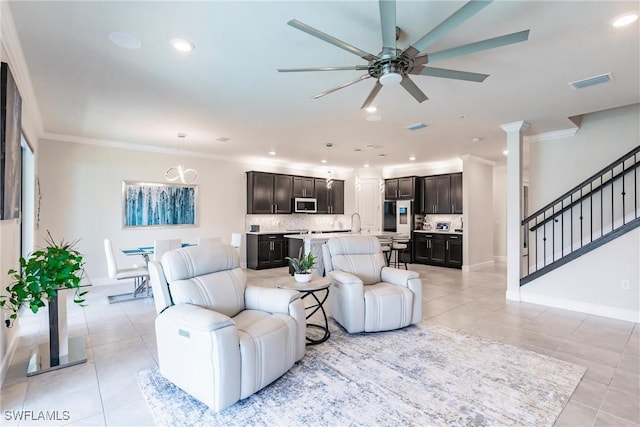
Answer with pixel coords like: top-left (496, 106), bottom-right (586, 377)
top-left (278, 0), bottom-right (530, 109)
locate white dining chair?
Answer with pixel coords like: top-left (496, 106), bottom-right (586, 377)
top-left (152, 238), bottom-right (182, 261)
top-left (104, 239), bottom-right (150, 303)
top-left (231, 233), bottom-right (242, 250)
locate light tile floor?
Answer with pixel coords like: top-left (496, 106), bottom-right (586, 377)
top-left (1, 263), bottom-right (638, 426)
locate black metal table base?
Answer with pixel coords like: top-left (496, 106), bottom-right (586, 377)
top-left (300, 287), bottom-right (330, 345)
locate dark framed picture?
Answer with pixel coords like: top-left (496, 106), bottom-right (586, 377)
top-left (0, 62), bottom-right (23, 220)
top-left (122, 181), bottom-right (197, 228)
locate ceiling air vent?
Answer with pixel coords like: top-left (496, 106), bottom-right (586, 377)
top-left (404, 123), bottom-right (427, 131)
top-left (569, 73), bottom-right (613, 90)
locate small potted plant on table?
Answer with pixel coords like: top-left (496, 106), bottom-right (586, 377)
top-left (286, 252), bottom-right (317, 283)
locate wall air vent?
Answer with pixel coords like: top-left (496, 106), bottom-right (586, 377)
top-left (569, 73), bottom-right (613, 90)
top-left (404, 123), bottom-right (427, 131)
top-left (214, 137), bottom-right (230, 142)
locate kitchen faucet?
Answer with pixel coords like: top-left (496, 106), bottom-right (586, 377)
top-left (351, 212), bottom-right (361, 233)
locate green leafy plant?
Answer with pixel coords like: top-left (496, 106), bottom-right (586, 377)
top-left (285, 252), bottom-right (316, 274)
top-left (0, 231), bottom-right (88, 328)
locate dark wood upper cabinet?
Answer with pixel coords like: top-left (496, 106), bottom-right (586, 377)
top-left (330, 180), bottom-right (344, 214)
top-left (293, 176), bottom-right (315, 198)
top-left (314, 178), bottom-right (344, 214)
top-left (385, 177), bottom-right (416, 200)
top-left (246, 172), bottom-right (292, 214)
top-left (435, 175), bottom-right (451, 214)
top-left (398, 177), bottom-right (415, 199)
top-left (421, 173), bottom-right (463, 214)
top-left (450, 173), bottom-right (463, 214)
top-left (385, 179), bottom-right (399, 200)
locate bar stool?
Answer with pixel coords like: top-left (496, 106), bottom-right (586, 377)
top-left (390, 236), bottom-right (409, 269)
top-left (377, 237), bottom-right (392, 266)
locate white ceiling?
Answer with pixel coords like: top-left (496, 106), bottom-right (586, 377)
top-left (6, 1), bottom-right (640, 170)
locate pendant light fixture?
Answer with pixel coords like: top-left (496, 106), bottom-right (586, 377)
top-left (326, 170), bottom-right (333, 189)
top-left (166, 133), bottom-right (198, 184)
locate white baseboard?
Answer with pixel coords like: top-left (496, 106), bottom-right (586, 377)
top-left (505, 289), bottom-right (521, 301)
top-left (0, 324), bottom-right (20, 387)
top-left (494, 255), bottom-right (507, 263)
top-left (520, 292), bottom-right (640, 323)
top-left (462, 259), bottom-right (495, 272)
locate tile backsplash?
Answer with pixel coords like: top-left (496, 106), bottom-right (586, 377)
top-left (419, 214), bottom-right (463, 231)
top-left (245, 214), bottom-right (352, 232)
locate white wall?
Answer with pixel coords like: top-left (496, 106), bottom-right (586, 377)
top-left (461, 156), bottom-right (495, 270)
top-left (525, 103), bottom-right (640, 322)
top-left (529, 103), bottom-right (640, 210)
top-left (37, 138), bottom-right (361, 281)
top-left (493, 165), bottom-right (507, 261)
top-left (521, 228), bottom-right (639, 322)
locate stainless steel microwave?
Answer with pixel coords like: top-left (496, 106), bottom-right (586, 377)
top-left (294, 198), bottom-right (317, 213)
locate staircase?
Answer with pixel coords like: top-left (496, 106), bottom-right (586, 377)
top-left (521, 146), bottom-right (640, 285)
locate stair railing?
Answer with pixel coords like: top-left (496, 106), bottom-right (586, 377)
top-left (521, 145), bottom-right (640, 284)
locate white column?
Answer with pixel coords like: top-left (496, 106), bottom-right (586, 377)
top-left (500, 121), bottom-right (530, 301)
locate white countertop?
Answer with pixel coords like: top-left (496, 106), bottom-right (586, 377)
top-left (414, 230), bottom-right (463, 235)
top-left (246, 229), bottom-right (351, 235)
top-left (284, 231), bottom-right (400, 240)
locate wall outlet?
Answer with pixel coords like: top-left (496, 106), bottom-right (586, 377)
top-left (621, 279), bottom-right (630, 290)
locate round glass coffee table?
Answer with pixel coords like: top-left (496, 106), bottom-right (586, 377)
top-left (277, 276), bottom-right (331, 345)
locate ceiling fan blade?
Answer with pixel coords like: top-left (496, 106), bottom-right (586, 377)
top-left (428, 29), bottom-right (530, 63)
top-left (288, 19), bottom-right (378, 62)
top-left (313, 74), bottom-right (371, 99)
top-left (400, 76), bottom-right (428, 103)
top-left (379, 0), bottom-right (397, 51)
top-left (278, 66), bottom-right (369, 72)
top-left (403, 1), bottom-right (492, 58)
top-left (361, 81), bottom-right (383, 109)
top-left (412, 66), bottom-right (489, 82)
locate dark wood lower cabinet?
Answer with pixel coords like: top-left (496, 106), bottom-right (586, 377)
top-left (247, 234), bottom-right (288, 270)
top-left (413, 232), bottom-right (462, 269)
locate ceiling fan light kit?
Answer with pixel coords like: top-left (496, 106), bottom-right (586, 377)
top-left (278, 0), bottom-right (530, 109)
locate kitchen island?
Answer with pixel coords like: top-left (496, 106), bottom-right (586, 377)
top-left (285, 231), bottom-right (399, 276)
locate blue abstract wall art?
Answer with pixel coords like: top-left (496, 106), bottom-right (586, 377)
top-left (122, 181), bottom-right (197, 228)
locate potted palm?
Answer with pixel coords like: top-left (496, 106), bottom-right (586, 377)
top-left (0, 231), bottom-right (88, 328)
top-left (285, 252), bottom-right (317, 283)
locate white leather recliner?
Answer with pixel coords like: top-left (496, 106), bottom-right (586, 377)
top-left (322, 236), bottom-right (422, 333)
top-left (148, 244), bottom-right (306, 412)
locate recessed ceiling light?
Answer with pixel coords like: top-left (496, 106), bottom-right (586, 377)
top-left (366, 115), bottom-right (382, 122)
top-left (471, 137), bottom-right (482, 143)
top-left (409, 156), bottom-right (416, 161)
top-left (108, 32), bottom-right (142, 49)
top-left (171, 38), bottom-right (195, 52)
top-left (613, 13), bottom-right (638, 27)
top-left (354, 148), bottom-right (362, 152)
top-left (321, 159), bottom-right (327, 163)
top-left (503, 150), bottom-right (509, 156)
top-left (177, 132), bottom-right (187, 138)
top-left (363, 163), bottom-right (370, 168)
top-left (268, 151), bottom-right (276, 156)
top-left (458, 114), bottom-right (467, 119)
top-left (365, 106), bottom-right (377, 113)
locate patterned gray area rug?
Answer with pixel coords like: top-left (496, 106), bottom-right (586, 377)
top-left (137, 322), bottom-right (585, 426)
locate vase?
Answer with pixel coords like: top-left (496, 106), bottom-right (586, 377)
top-left (294, 273), bottom-right (312, 283)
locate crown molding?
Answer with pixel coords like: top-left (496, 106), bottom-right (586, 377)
top-left (459, 154), bottom-right (496, 166)
top-left (1, 2), bottom-right (44, 137)
top-left (524, 127), bottom-right (579, 143)
top-left (41, 131), bottom-right (355, 175)
top-left (500, 120), bottom-right (530, 133)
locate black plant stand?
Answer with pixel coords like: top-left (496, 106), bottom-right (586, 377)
top-left (27, 289), bottom-right (87, 376)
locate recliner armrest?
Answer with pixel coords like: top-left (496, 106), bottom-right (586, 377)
top-left (327, 270), bottom-right (363, 286)
top-left (380, 267), bottom-right (420, 287)
top-left (161, 304), bottom-right (235, 332)
top-left (245, 286), bottom-right (301, 315)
